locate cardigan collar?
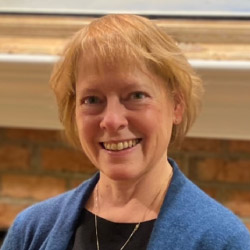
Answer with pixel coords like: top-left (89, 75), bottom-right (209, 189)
top-left (45, 158), bottom-right (184, 250)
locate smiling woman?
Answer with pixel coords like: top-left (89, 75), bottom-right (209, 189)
top-left (2, 14), bottom-right (250, 250)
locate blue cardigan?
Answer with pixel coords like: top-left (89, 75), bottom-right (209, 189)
top-left (2, 159), bottom-right (250, 250)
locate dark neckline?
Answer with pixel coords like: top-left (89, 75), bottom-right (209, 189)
top-left (71, 207), bottom-right (156, 250)
top-left (84, 207), bottom-right (156, 225)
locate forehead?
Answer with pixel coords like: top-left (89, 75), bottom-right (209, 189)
top-left (76, 60), bottom-right (169, 99)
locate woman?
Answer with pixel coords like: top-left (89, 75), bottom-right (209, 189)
top-left (2, 14), bottom-right (250, 250)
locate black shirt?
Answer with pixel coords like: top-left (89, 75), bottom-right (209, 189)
top-left (71, 209), bottom-right (155, 250)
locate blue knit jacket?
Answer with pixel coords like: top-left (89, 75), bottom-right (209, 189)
top-left (2, 159), bottom-right (250, 250)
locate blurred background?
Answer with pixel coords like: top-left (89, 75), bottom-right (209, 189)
top-left (0, 0), bottom-right (250, 245)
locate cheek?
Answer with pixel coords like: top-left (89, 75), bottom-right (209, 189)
top-left (144, 106), bottom-right (174, 140)
top-left (76, 112), bottom-right (99, 148)
top-left (77, 122), bottom-right (100, 166)
top-left (133, 108), bottom-right (167, 137)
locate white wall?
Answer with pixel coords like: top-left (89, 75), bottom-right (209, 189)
top-left (0, 0), bottom-right (250, 16)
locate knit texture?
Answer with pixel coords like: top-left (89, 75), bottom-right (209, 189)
top-left (2, 159), bottom-right (250, 250)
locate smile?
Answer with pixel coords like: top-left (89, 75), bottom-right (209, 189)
top-left (101, 139), bottom-right (142, 151)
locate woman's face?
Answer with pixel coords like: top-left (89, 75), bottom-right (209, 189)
top-left (75, 64), bottom-right (183, 181)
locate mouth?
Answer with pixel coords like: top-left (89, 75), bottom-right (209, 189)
top-left (100, 138), bottom-right (142, 151)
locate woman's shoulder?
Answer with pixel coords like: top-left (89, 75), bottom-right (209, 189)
top-left (169, 161), bottom-right (247, 228)
top-left (17, 174), bottom-right (97, 222)
top-left (159, 160), bottom-right (250, 249)
top-left (181, 179), bottom-right (250, 246)
top-left (1, 174), bottom-right (99, 250)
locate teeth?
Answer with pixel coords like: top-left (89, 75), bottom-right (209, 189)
top-left (123, 141), bottom-right (128, 148)
top-left (111, 143), bottom-right (117, 150)
top-left (103, 139), bottom-right (140, 151)
top-left (117, 142), bottom-right (123, 150)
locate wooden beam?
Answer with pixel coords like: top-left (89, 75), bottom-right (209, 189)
top-left (1, 15), bottom-right (250, 60)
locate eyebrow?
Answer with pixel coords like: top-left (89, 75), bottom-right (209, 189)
top-left (121, 83), bottom-right (152, 92)
top-left (76, 88), bottom-right (102, 96)
top-left (76, 75), bottom-right (156, 94)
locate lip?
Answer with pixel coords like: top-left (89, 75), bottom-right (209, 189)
top-left (100, 138), bottom-right (140, 143)
top-left (102, 142), bottom-right (140, 157)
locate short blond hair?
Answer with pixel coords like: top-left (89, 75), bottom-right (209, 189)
top-left (50, 14), bottom-right (203, 148)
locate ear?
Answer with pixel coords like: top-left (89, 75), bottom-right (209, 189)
top-left (173, 93), bottom-right (185, 125)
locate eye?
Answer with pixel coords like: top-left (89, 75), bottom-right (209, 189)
top-left (129, 92), bottom-right (147, 100)
top-left (82, 96), bottom-right (102, 105)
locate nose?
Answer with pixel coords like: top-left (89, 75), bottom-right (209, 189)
top-left (100, 98), bottom-right (128, 133)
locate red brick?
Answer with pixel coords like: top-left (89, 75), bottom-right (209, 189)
top-left (199, 187), bottom-right (217, 199)
top-left (228, 140), bottom-right (250, 154)
top-left (4, 128), bottom-right (64, 144)
top-left (191, 158), bottom-right (250, 183)
top-left (0, 145), bottom-right (30, 170)
top-left (181, 138), bottom-right (224, 153)
top-left (245, 222), bottom-right (250, 231)
top-left (1, 174), bottom-right (66, 200)
top-left (69, 177), bottom-right (90, 189)
top-left (0, 202), bottom-right (30, 229)
top-left (168, 155), bottom-right (188, 175)
top-left (223, 190), bottom-right (250, 217)
top-left (42, 148), bottom-right (96, 173)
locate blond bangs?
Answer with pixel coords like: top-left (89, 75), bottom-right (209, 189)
top-left (78, 17), bottom-right (162, 75)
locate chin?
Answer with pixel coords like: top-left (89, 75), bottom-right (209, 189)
top-left (101, 167), bottom-right (142, 182)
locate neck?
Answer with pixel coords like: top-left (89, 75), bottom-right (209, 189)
top-left (87, 159), bottom-right (173, 223)
top-left (99, 165), bottom-right (170, 207)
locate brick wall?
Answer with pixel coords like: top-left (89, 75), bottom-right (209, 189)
top-left (0, 127), bottom-right (250, 233)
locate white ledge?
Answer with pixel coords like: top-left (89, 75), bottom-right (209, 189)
top-left (1, 53), bottom-right (250, 71)
top-left (0, 53), bottom-right (250, 140)
top-left (0, 54), bottom-right (59, 64)
top-left (190, 59), bottom-right (250, 71)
